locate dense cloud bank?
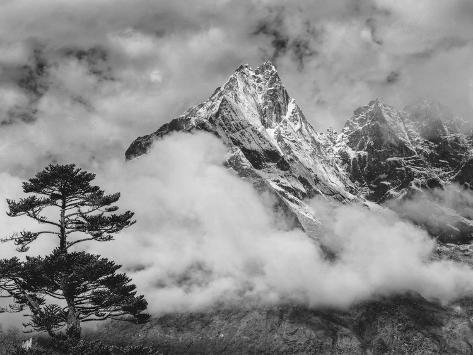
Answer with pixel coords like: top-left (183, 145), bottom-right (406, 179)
top-left (76, 134), bottom-right (473, 313)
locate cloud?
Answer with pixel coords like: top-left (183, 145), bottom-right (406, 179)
top-left (84, 133), bottom-right (473, 313)
top-left (387, 185), bottom-right (473, 243)
top-left (2, 131), bottom-right (473, 325)
top-left (253, 0), bottom-right (473, 129)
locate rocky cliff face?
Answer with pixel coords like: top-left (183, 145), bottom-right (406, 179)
top-left (124, 62), bottom-right (473, 353)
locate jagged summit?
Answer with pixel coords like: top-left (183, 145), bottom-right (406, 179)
top-left (126, 61), bottom-right (283, 159)
top-left (342, 99), bottom-right (416, 155)
top-left (126, 62), bottom-right (355, 239)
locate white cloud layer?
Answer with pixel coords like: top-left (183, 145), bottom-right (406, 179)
top-left (84, 133), bottom-right (473, 313)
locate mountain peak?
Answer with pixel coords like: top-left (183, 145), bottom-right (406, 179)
top-left (255, 60), bottom-right (277, 73)
top-left (343, 99), bottom-right (414, 152)
top-left (126, 61), bottom-right (355, 239)
top-left (367, 97), bottom-right (384, 107)
top-left (353, 98), bottom-right (395, 118)
top-left (223, 61), bottom-right (281, 91)
top-left (230, 61), bottom-right (278, 79)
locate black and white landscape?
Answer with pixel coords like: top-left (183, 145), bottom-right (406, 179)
top-left (2, 1), bottom-right (473, 354)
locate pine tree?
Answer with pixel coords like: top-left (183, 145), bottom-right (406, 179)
top-left (0, 164), bottom-right (149, 342)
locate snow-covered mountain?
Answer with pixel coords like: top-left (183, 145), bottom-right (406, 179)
top-left (335, 98), bottom-right (473, 241)
top-left (126, 62), bottom-right (473, 243)
top-left (337, 99), bottom-right (473, 201)
top-left (126, 62), bottom-right (356, 240)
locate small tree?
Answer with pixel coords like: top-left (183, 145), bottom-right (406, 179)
top-left (0, 164), bottom-right (149, 342)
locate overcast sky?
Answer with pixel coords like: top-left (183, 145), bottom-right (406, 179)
top-left (0, 0), bottom-right (472, 175)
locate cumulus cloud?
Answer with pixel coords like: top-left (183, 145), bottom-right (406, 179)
top-left (80, 133), bottom-right (473, 313)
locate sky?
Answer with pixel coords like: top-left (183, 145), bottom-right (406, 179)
top-left (0, 0), bottom-right (473, 175)
top-left (2, 0), bottom-right (473, 322)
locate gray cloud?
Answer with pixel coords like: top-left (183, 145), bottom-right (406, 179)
top-left (252, 9), bottom-right (319, 70)
top-left (365, 18), bottom-right (383, 45)
top-left (385, 70), bottom-right (400, 84)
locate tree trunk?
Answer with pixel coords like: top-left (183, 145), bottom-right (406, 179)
top-left (59, 197), bottom-right (67, 252)
top-left (60, 195), bottom-right (81, 342)
top-left (61, 196), bottom-right (81, 341)
top-left (65, 302), bottom-right (81, 342)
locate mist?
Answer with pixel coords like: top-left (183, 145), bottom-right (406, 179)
top-left (387, 185), bottom-right (473, 242)
top-left (83, 132), bottom-right (473, 313)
